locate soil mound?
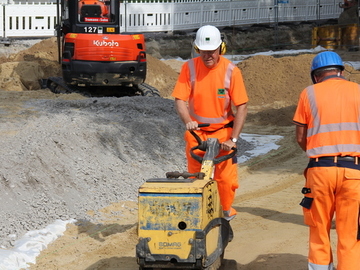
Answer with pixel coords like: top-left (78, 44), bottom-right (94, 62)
top-left (237, 53), bottom-right (360, 111)
top-left (2, 37), bottom-right (359, 108)
top-left (145, 54), bottom-right (178, 98)
top-left (2, 37), bottom-right (360, 129)
top-left (238, 54), bottom-right (314, 107)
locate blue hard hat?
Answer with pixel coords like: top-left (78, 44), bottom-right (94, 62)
top-left (311, 51), bottom-right (344, 73)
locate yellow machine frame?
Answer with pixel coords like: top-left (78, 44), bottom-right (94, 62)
top-left (136, 133), bottom-right (235, 270)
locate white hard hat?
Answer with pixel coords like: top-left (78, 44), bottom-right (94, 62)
top-left (194, 25), bottom-right (222, 51)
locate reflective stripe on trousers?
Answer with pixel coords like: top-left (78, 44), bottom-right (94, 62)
top-left (309, 262), bottom-right (334, 270)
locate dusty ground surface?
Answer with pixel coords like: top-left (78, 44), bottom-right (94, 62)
top-left (0, 24), bottom-right (360, 270)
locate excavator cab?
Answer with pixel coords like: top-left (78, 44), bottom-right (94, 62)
top-left (62, 0), bottom-right (118, 35)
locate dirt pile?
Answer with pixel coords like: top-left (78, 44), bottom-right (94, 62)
top-left (145, 54), bottom-right (178, 98)
top-left (0, 38), bottom-right (60, 91)
top-left (238, 54), bottom-right (313, 107)
top-left (238, 53), bottom-right (360, 109)
top-left (2, 37), bottom-right (360, 136)
top-left (0, 38), bottom-right (305, 108)
top-left (2, 37), bottom-right (360, 108)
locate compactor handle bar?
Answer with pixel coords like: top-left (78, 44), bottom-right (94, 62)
top-left (189, 124), bottom-right (237, 165)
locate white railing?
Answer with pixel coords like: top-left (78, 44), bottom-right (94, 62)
top-left (120, 0), bottom-right (342, 33)
top-left (3, 2), bottom-right (57, 37)
top-left (0, 0), bottom-right (342, 38)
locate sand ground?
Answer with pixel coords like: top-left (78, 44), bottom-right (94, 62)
top-left (0, 28), bottom-right (359, 270)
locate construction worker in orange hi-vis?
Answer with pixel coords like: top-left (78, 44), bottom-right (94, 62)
top-left (171, 25), bottom-right (248, 221)
top-left (293, 51), bottom-right (360, 270)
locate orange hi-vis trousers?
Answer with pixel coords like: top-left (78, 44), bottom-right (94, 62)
top-left (184, 127), bottom-right (238, 215)
top-left (302, 163), bottom-right (360, 270)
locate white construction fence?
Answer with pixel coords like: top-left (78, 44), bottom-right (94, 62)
top-left (0, 0), bottom-right (342, 38)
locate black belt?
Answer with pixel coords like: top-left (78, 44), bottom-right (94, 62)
top-left (224, 121), bottom-right (234, 128)
top-left (310, 156), bottom-right (358, 162)
top-left (308, 156), bottom-right (360, 169)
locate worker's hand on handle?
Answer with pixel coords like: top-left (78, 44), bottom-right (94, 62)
top-left (221, 139), bottom-right (236, 151)
top-left (185, 121), bottom-right (200, 130)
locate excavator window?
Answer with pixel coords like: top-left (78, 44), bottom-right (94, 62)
top-left (78, 0), bottom-right (113, 23)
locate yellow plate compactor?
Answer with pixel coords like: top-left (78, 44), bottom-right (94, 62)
top-left (136, 128), bottom-right (236, 270)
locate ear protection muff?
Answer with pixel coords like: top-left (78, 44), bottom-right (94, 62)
top-left (194, 43), bottom-right (200, 54)
top-left (194, 41), bottom-right (226, 55)
top-left (219, 41), bottom-right (226, 55)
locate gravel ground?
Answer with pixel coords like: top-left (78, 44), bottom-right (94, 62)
top-left (0, 94), bottom-right (252, 249)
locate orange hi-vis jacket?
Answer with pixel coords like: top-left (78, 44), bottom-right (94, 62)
top-left (293, 77), bottom-right (360, 158)
top-left (172, 56), bottom-right (248, 131)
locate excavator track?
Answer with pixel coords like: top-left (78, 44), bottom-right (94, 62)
top-left (137, 82), bottom-right (161, 97)
top-left (44, 77), bottom-right (161, 98)
top-left (46, 76), bottom-right (74, 94)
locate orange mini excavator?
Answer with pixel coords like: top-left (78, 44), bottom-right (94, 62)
top-left (46, 0), bottom-right (159, 96)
